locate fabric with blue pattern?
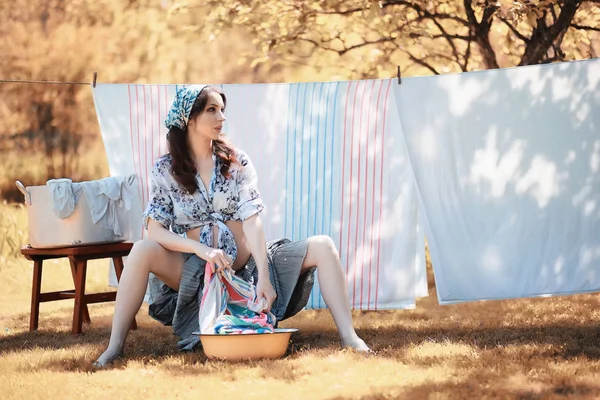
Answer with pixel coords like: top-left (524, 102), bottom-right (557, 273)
top-left (164, 85), bottom-right (207, 130)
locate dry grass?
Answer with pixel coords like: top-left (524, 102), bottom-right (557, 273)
top-left (2, 205), bottom-right (600, 399)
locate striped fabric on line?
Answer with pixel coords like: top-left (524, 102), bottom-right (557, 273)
top-left (283, 79), bottom-right (393, 310)
top-left (126, 81), bottom-right (395, 311)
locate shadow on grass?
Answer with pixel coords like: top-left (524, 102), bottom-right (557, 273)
top-left (358, 321), bottom-right (600, 361)
top-left (326, 381), bottom-right (600, 400)
top-left (0, 315), bottom-right (314, 379)
top-left (2, 307), bottom-right (600, 378)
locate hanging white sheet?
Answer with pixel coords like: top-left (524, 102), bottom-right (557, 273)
top-left (392, 58), bottom-right (600, 304)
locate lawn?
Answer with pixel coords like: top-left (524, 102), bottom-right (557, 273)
top-left (1, 202), bottom-right (599, 399)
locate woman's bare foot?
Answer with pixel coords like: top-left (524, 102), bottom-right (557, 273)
top-left (92, 347), bottom-right (124, 369)
top-left (341, 334), bottom-right (372, 353)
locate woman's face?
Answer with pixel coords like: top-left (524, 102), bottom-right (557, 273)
top-left (187, 91), bottom-right (226, 141)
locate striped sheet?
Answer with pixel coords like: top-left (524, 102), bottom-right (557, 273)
top-left (91, 80), bottom-right (425, 310)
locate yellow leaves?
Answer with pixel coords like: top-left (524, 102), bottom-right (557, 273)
top-left (166, 2), bottom-right (188, 17)
top-left (526, 10), bottom-right (539, 28)
top-left (537, 0), bottom-right (555, 9)
top-left (361, 0), bottom-right (382, 20)
top-left (437, 3), bottom-right (449, 14)
top-left (405, 10), bottom-right (418, 20)
top-left (580, 34), bottom-right (591, 46)
top-left (250, 55), bottom-right (269, 68)
top-left (308, 2), bottom-right (323, 12)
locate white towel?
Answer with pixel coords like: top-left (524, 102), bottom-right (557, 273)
top-left (47, 175), bottom-right (136, 237)
top-left (47, 178), bottom-right (81, 219)
top-left (79, 176), bottom-right (135, 236)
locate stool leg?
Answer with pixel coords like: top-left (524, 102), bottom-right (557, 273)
top-left (69, 259), bottom-right (91, 325)
top-left (72, 259), bottom-right (87, 334)
top-left (113, 256), bottom-right (137, 331)
top-left (30, 259), bottom-right (43, 331)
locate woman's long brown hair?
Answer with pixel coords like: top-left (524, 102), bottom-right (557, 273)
top-left (166, 85), bottom-right (239, 194)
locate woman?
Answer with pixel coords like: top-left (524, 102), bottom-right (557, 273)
top-left (93, 85), bottom-right (370, 367)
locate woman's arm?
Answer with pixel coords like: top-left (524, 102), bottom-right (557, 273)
top-left (236, 150), bottom-right (268, 276)
top-left (235, 150), bottom-right (276, 308)
top-left (147, 219), bottom-right (206, 254)
top-left (147, 219), bottom-right (233, 269)
top-left (243, 214), bottom-right (277, 309)
top-left (242, 214), bottom-right (269, 278)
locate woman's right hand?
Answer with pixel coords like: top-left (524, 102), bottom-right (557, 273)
top-left (194, 243), bottom-right (232, 273)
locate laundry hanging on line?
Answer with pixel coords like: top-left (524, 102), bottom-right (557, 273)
top-left (392, 57), bottom-right (600, 304)
top-left (91, 80), bottom-right (426, 311)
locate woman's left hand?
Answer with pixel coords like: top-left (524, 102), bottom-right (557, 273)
top-left (256, 278), bottom-right (277, 312)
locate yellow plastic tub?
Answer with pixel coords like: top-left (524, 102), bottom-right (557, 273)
top-left (194, 328), bottom-right (299, 361)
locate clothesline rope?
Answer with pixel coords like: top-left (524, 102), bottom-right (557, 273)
top-left (0, 79), bottom-right (90, 85)
top-left (0, 72), bottom-right (98, 86)
top-left (0, 69), bottom-right (403, 87)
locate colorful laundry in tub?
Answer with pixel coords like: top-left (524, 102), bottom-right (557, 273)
top-left (199, 263), bottom-right (276, 335)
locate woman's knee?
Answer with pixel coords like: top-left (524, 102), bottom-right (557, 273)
top-left (306, 235), bottom-right (339, 260)
top-left (129, 239), bottom-right (166, 266)
top-left (131, 238), bottom-right (163, 255)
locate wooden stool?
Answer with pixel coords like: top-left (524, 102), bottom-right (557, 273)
top-left (21, 242), bottom-right (138, 334)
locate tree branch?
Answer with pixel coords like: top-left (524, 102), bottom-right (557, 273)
top-left (550, 4), bottom-right (559, 24)
top-left (296, 37), bottom-right (338, 56)
top-left (464, 35), bottom-right (473, 71)
top-left (571, 24), bottom-right (600, 32)
top-left (429, 18), bottom-right (463, 69)
top-left (312, 1), bottom-right (470, 25)
top-left (408, 3), bottom-right (469, 25)
top-left (338, 36), bottom-right (398, 55)
top-left (480, 1), bottom-right (498, 31)
top-left (312, 7), bottom-right (365, 16)
top-left (463, 0), bottom-right (479, 27)
top-left (430, 52), bottom-right (462, 63)
top-left (412, 14), bottom-right (469, 26)
top-left (429, 34), bottom-right (472, 40)
top-left (298, 36), bottom-right (397, 57)
top-left (380, 0), bottom-right (470, 25)
top-left (406, 51), bottom-right (440, 75)
top-left (497, 16), bottom-right (529, 42)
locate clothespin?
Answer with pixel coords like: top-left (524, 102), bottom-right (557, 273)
top-left (92, 72), bottom-right (97, 88)
top-left (397, 66), bottom-right (402, 85)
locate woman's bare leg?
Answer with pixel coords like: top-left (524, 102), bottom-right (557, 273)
top-left (93, 239), bottom-right (185, 367)
top-left (302, 235), bottom-right (370, 352)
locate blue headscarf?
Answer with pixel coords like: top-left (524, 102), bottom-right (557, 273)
top-left (164, 85), bottom-right (207, 130)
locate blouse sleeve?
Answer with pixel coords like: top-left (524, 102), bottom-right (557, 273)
top-left (236, 150), bottom-right (265, 221)
top-left (142, 160), bottom-right (174, 230)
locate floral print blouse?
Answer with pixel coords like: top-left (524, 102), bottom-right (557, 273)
top-left (142, 149), bottom-right (264, 262)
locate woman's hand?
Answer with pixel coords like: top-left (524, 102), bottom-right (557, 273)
top-left (194, 243), bottom-right (233, 273)
top-left (256, 278), bottom-right (277, 311)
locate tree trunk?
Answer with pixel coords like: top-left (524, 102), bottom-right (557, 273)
top-left (464, 0), bottom-right (500, 69)
top-left (476, 36), bottom-right (500, 69)
top-left (519, 0), bottom-right (581, 65)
